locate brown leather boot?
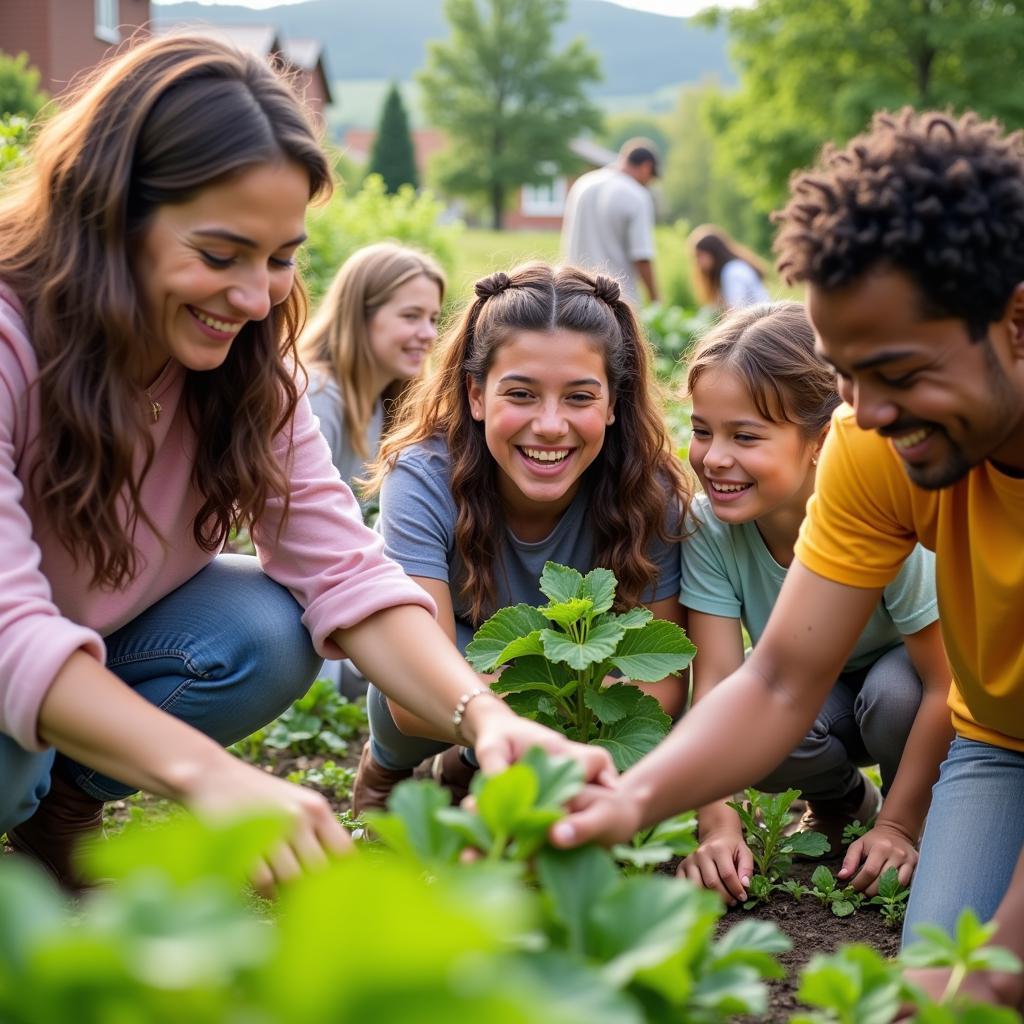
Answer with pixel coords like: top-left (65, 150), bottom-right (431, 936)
top-left (7, 772), bottom-right (104, 892)
top-left (352, 741), bottom-right (413, 815)
top-left (790, 773), bottom-right (884, 855)
top-left (430, 746), bottom-right (478, 806)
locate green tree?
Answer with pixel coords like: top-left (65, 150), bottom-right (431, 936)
top-left (369, 82), bottom-right (419, 193)
top-left (418, 0), bottom-right (602, 229)
top-left (0, 50), bottom-right (47, 119)
top-left (705, 0), bottom-right (1024, 224)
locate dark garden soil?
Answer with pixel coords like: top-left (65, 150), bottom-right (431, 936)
top-left (2, 728), bottom-right (902, 1022)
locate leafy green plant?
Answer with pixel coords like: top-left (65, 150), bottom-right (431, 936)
top-left (465, 562), bottom-right (696, 771)
top-left (810, 865), bottom-right (864, 918)
top-left (639, 302), bottom-right (709, 377)
top-left (611, 811), bottom-right (698, 873)
top-left (727, 788), bottom-right (830, 881)
top-left (231, 679), bottom-right (367, 760)
top-left (0, 114), bottom-right (29, 177)
top-left (842, 818), bottom-right (872, 845)
top-left (743, 873), bottom-right (784, 910)
top-left (868, 867), bottom-right (911, 928)
top-left (286, 760), bottom-right (356, 802)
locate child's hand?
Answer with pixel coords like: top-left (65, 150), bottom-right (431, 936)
top-left (549, 782), bottom-right (643, 848)
top-left (677, 830), bottom-right (754, 906)
top-left (838, 820), bottom-right (917, 895)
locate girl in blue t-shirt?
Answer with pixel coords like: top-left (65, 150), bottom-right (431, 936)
top-left (678, 302), bottom-right (953, 902)
top-left (352, 263), bottom-right (693, 812)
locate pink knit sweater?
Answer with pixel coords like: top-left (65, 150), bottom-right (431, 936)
top-left (0, 287), bottom-right (434, 751)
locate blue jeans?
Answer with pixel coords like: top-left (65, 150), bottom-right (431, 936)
top-left (902, 736), bottom-right (1024, 947)
top-left (0, 555), bottom-right (323, 834)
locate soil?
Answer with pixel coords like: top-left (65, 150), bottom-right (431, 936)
top-left (2, 729), bottom-right (901, 1022)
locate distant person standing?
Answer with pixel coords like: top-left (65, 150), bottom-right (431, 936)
top-left (689, 224), bottom-right (770, 311)
top-left (561, 138), bottom-right (659, 306)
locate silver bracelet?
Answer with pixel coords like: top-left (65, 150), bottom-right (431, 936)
top-left (452, 687), bottom-right (493, 743)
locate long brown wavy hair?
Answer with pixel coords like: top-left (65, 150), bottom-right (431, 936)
top-left (0, 34), bottom-right (330, 588)
top-left (298, 242), bottom-right (445, 459)
top-left (370, 262), bottom-right (692, 623)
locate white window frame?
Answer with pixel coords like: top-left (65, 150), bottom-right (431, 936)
top-left (521, 162), bottom-right (567, 217)
top-left (95, 0), bottom-right (120, 44)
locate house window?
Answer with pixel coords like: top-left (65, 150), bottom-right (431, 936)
top-left (95, 0), bottom-right (119, 44)
top-left (521, 162), bottom-right (567, 217)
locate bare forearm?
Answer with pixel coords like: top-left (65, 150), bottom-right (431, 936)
top-left (338, 605), bottom-right (510, 746)
top-left (875, 691), bottom-right (952, 838)
top-left (38, 650), bottom-right (228, 801)
top-left (623, 658), bottom-right (820, 829)
top-left (635, 259), bottom-right (658, 302)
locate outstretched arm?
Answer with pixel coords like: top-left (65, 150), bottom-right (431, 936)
top-left (552, 562), bottom-right (881, 846)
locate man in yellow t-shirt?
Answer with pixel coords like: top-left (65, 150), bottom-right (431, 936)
top-left (553, 109), bottom-right (1024, 1011)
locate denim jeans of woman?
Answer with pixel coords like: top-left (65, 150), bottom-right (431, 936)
top-left (0, 554), bottom-right (323, 834)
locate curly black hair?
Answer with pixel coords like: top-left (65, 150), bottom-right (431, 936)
top-left (773, 108), bottom-right (1024, 340)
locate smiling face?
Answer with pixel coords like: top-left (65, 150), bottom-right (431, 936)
top-left (367, 273), bottom-right (442, 392)
top-left (466, 329), bottom-right (615, 526)
top-left (689, 365), bottom-right (821, 528)
top-left (134, 160), bottom-right (310, 385)
top-left (808, 270), bottom-right (1024, 488)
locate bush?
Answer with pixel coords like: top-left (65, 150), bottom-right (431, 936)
top-left (0, 114), bottom-right (30, 178)
top-left (0, 51), bottom-right (47, 120)
top-left (303, 173), bottom-right (462, 305)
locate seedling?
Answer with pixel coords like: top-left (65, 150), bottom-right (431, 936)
top-left (810, 865), bottom-right (864, 918)
top-left (868, 866), bottom-right (911, 927)
top-left (727, 788), bottom-right (830, 881)
top-left (779, 879), bottom-right (812, 900)
top-left (466, 562), bottom-right (696, 770)
top-left (285, 760), bottom-right (355, 802)
top-left (611, 811), bottom-right (698, 873)
top-left (743, 873), bottom-right (784, 909)
top-left (841, 818), bottom-right (872, 845)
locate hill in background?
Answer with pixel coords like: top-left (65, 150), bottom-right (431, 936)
top-left (153, 0), bottom-right (732, 128)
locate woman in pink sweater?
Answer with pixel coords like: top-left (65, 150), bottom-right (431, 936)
top-left (0, 34), bottom-right (611, 891)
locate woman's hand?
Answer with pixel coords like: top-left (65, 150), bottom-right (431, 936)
top-left (465, 696), bottom-right (617, 785)
top-left (548, 781), bottom-right (645, 848)
top-left (183, 755), bottom-right (352, 896)
top-left (837, 820), bottom-right (918, 895)
top-left (677, 828), bottom-right (755, 906)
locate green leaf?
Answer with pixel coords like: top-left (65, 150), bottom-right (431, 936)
top-left (647, 812), bottom-right (699, 856)
top-left (502, 690), bottom-right (545, 719)
top-left (519, 747), bottom-right (585, 808)
top-left (367, 780), bottom-right (464, 864)
top-left (535, 846), bottom-right (620, 956)
top-left (594, 693), bottom-right (672, 771)
top-left (580, 568), bottom-right (617, 614)
top-left (690, 964), bottom-right (770, 1015)
top-left (584, 681), bottom-right (644, 724)
top-left (713, 919), bottom-right (790, 978)
top-left (492, 630), bottom-right (545, 665)
top-left (787, 829), bottom-right (831, 858)
top-left (541, 619), bottom-right (627, 670)
top-left (491, 656), bottom-right (574, 696)
top-left (797, 944), bottom-right (902, 1024)
top-left (435, 806), bottom-right (493, 851)
top-left (539, 562), bottom-right (585, 604)
top-left (811, 865), bottom-right (836, 894)
top-left (610, 607), bottom-right (653, 630)
top-left (612, 844), bottom-right (675, 868)
top-left (515, 951), bottom-right (644, 1024)
top-left (876, 867), bottom-right (903, 901)
top-left (540, 598), bottom-right (594, 629)
top-left (832, 899), bottom-right (856, 918)
top-left (475, 764), bottom-right (538, 838)
top-left (607, 620), bottom-right (696, 682)
top-left (466, 604), bottom-right (550, 671)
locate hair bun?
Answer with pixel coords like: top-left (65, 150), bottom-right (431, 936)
top-left (474, 271), bottom-right (512, 300)
top-left (592, 274), bottom-right (621, 305)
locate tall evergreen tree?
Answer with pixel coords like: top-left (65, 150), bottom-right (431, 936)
top-left (369, 82), bottom-right (419, 194)
top-left (418, 0), bottom-right (602, 230)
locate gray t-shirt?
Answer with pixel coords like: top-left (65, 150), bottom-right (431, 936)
top-left (720, 259), bottom-right (770, 309)
top-left (680, 495), bottom-right (939, 671)
top-left (561, 166), bottom-right (655, 305)
top-left (306, 370), bottom-right (384, 494)
top-left (379, 438), bottom-right (681, 652)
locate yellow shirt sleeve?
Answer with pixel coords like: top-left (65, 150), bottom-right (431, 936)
top-left (796, 407), bottom-right (919, 589)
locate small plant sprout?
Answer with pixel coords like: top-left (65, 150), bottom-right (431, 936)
top-left (612, 812), bottom-right (698, 873)
top-left (743, 874), bottom-right (783, 910)
top-left (727, 788), bottom-right (830, 881)
top-left (842, 819), bottom-right (871, 846)
top-left (902, 909), bottom-right (1024, 1008)
top-left (466, 562), bottom-right (696, 770)
top-left (285, 760), bottom-right (356, 802)
top-left (810, 866), bottom-right (864, 918)
top-left (868, 867), bottom-right (911, 928)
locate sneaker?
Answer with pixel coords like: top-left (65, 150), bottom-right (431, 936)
top-left (792, 773), bottom-right (884, 854)
top-left (429, 746), bottom-right (478, 806)
top-left (352, 741), bottom-right (413, 815)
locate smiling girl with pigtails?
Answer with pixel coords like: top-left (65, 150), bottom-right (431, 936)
top-left (352, 262), bottom-right (693, 813)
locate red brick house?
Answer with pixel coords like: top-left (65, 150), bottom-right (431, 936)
top-left (344, 128), bottom-right (616, 230)
top-left (0, 0), bottom-right (151, 95)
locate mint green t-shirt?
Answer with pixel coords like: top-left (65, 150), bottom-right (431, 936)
top-left (680, 495), bottom-right (939, 671)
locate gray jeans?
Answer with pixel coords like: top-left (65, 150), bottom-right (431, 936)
top-left (755, 643), bottom-right (922, 801)
top-left (367, 683), bottom-right (452, 771)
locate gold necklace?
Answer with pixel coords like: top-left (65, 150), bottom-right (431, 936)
top-left (145, 392), bottom-right (162, 423)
